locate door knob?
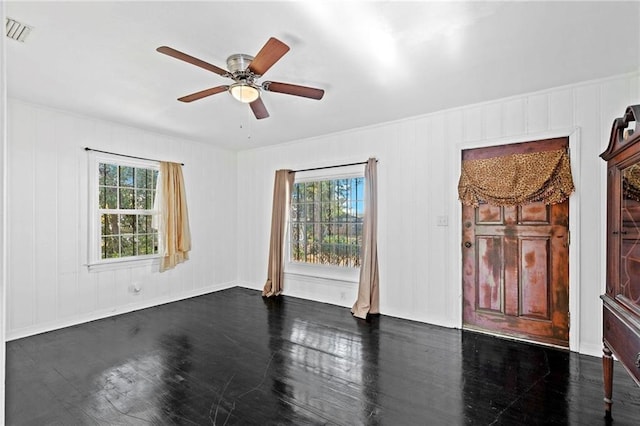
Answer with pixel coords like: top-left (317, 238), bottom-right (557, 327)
top-left (464, 241), bottom-right (472, 248)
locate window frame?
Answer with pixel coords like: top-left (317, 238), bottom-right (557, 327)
top-left (285, 164), bottom-right (364, 283)
top-left (87, 151), bottom-right (161, 270)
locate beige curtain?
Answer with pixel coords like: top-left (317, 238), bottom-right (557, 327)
top-left (458, 149), bottom-right (574, 207)
top-left (352, 158), bottom-right (379, 319)
top-left (156, 162), bottom-right (191, 272)
top-left (263, 169), bottom-right (295, 297)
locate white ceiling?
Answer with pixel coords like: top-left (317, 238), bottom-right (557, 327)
top-left (6, 1), bottom-right (640, 151)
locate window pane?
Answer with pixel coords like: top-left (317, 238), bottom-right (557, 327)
top-left (322, 242), bottom-right (331, 264)
top-left (305, 182), bottom-right (316, 202)
top-left (101, 164), bottom-right (118, 186)
top-left (137, 215), bottom-right (149, 233)
top-left (325, 223), bottom-right (334, 242)
top-left (292, 184), bottom-right (301, 202)
top-left (304, 223), bottom-right (312, 244)
top-left (119, 214), bottom-right (136, 234)
top-left (306, 203), bottom-right (314, 222)
top-left (335, 245), bottom-right (344, 266)
top-left (102, 236), bottom-right (119, 258)
top-left (135, 189), bottom-right (154, 210)
top-left (119, 188), bottom-right (134, 209)
top-left (338, 244), bottom-right (345, 266)
top-left (351, 245), bottom-right (361, 267)
top-left (119, 166), bottom-right (134, 187)
top-left (138, 235), bottom-right (151, 255)
top-left (102, 214), bottom-right (119, 235)
top-left (149, 189), bottom-right (156, 209)
top-left (310, 242), bottom-right (320, 264)
top-left (121, 235), bottom-right (135, 257)
top-left (320, 181), bottom-right (330, 202)
top-left (356, 178), bottom-right (364, 201)
top-left (291, 241), bottom-right (302, 262)
top-left (350, 178), bottom-right (359, 199)
top-left (135, 189), bottom-right (144, 210)
top-left (332, 244), bottom-right (340, 266)
top-left (333, 180), bottom-right (341, 202)
top-left (291, 222), bottom-right (300, 242)
top-left (101, 187), bottom-right (117, 209)
top-left (320, 202), bottom-right (330, 223)
top-left (134, 168), bottom-right (147, 189)
top-left (330, 180), bottom-right (339, 201)
top-left (290, 203), bottom-right (300, 221)
top-left (337, 201), bottom-right (343, 222)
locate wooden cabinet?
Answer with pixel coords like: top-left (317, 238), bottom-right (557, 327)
top-left (600, 104), bottom-right (640, 419)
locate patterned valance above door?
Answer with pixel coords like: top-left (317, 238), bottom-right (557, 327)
top-left (458, 149), bottom-right (575, 207)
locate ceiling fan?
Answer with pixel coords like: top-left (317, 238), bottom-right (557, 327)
top-left (157, 37), bottom-right (324, 119)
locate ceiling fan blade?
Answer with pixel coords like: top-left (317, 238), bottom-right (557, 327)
top-left (157, 46), bottom-right (229, 77)
top-left (250, 98), bottom-right (269, 119)
top-left (178, 86), bottom-right (229, 103)
top-left (263, 81), bottom-right (324, 100)
top-left (248, 37), bottom-right (290, 76)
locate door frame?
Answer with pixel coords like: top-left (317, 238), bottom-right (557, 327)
top-left (451, 128), bottom-right (581, 351)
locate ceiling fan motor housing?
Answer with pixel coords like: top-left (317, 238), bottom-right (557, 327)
top-left (227, 54), bottom-right (254, 74)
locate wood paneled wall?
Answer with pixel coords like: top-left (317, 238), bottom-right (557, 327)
top-left (6, 100), bottom-right (238, 339)
top-left (237, 72), bottom-right (640, 356)
top-left (1, 3), bottom-right (8, 418)
top-left (5, 72), bottom-right (639, 357)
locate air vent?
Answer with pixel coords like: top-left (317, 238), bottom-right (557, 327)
top-left (6, 17), bottom-right (32, 42)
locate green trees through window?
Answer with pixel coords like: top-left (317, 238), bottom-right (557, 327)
top-left (98, 162), bottom-right (159, 259)
top-left (290, 177), bottom-right (364, 267)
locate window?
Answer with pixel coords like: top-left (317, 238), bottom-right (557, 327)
top-left (89, 153), bottom-right (159, 266)
top-left (289, 175), bottom-right (364, 268)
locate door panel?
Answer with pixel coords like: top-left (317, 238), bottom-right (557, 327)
top-left (477, 236), bottom-right (502, 312)
top-left (520, 238), bottom-right (549, 319)
top-left (520, 203), bottom-right (548, 222)
top-left (461, 139), bottom-right (570, 347)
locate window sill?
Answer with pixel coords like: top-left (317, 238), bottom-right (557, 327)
top-left (285, 262), bottom-right (359, 284)
top-left (87, 256), bottom-right (160, 272)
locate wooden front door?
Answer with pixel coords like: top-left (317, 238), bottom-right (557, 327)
top-left (461, 139), bottom-right (570, 347)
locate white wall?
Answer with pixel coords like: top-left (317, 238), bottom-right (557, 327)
top-left (5, 72), bottom-right (639, 357)
top-left (6, 100), bottom-right (238, 339)
top-left (1, 1), bottom-right (7, 419)
top-left (237, 72), bottom-right (640, 356)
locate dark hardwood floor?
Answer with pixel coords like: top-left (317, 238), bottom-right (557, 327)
top-left (6, 287), bottom-right (639, 425)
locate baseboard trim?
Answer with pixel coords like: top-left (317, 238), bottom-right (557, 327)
top-left (580, 342), bottom-right (605, 359)
top-left (237, 281), bottom-right (261, 291)
top-left (6, 281), bottom-right (238, 341)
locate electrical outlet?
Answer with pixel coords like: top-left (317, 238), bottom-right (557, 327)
top-left (437, 215), bottom-right (448, 227)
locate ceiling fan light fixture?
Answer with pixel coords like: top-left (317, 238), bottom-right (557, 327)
top-left (230, 83), bottom-right (260, 103)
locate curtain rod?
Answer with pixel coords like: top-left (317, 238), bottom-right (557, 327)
top-left (290, 159), bottom-right (377, 173)
top-left (84, 147), bottom-right (184, 166)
